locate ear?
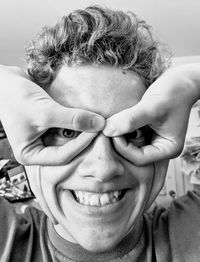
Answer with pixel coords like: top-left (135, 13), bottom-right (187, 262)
top-left (144, 160), bottom-right (169, 211)
top-left (25, 166), bottom-right (58, 224)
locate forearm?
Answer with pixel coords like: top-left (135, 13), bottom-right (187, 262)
top-left (0, 65), bottom-right (25, 82)
top-left (0, 64), bottom-right (26, 98)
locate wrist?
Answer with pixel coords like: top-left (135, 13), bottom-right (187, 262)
top-left (173, 63), bottom-right (200, 104)
top-left (166, 63), bottom-right (200, 106)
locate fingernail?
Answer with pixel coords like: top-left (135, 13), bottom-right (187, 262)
top-left (103, 126), bottom-right (116, 137)
top-left (92, 116), bottom-right (105, 131)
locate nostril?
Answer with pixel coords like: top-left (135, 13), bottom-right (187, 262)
top-left (78, 159), bottom-right (124, 181)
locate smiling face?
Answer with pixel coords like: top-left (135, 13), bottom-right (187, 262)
top-left (26, 65), bottom-right (155, 252)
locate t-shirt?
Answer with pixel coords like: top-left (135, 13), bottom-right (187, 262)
top-left (0, 190), bottom-right (200, 262)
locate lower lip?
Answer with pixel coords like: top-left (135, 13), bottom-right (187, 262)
top-left (61, 189), bottom-right (135, 219)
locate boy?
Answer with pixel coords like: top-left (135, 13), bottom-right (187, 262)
top-left (1, 6), bottom-right (200, 262)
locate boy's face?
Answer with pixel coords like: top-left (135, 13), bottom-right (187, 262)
top-left (26, 65), bottom-right (157, 252)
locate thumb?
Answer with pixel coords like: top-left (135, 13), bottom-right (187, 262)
top-left (103, 101), bottom-right (155, 136)
top-left (38, 99), bottom-right (105, 132)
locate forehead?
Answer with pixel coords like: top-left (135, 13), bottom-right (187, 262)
top-left (48, 65), bottom-right (146, 118)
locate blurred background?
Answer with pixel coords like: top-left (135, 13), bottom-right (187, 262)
top-left (0, 0), bottom-right (200, 66)
top-left (0, 0), bottom-right (200, 209)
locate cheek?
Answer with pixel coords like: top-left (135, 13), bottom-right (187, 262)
top-left (25, 164), bottom-right (77, 196)
top-left (127, 163), bottom-right (155, 186)
top-left (39, 165), bottom-right (76, 186)
top-left (38, 154), bottom-right (84, 187)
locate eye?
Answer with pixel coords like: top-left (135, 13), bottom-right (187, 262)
top-left (61, 129), bottom-right (78, 138)
top-left (124, 127), bottom-right (148, 147)
top-left (124, 126), bottom-right (154, 147)
top-left (125, 129), bottom-right (144, 141)
top-left (42, 128), bottom-right (80, 146)
top-left (126, 129), bottom-right (143, 140)
top-left (56, 128), bottom-right (80, 140)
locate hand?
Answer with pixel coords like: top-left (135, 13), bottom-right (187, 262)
top-left (103, 64), bottom-right (200, 165)
top-left (0, 65), bottom-right (105, 165)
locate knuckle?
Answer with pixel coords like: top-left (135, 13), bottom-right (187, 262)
top-left (164, 138), bottom-right (184, 159)
top-left (14, 146), bottom-right (36, 166)
top-left (71, 110), bottom-right (88, 131)
top-left (171, 143), bottom-right (184, 159)
top-left (129, 152), bottom-right (147, 166)
top-left (125, 114), bottom-right (137, 131)
top-left (127, 118), bottom-right (135, 130)
top-left (71, 112), bottom-right (79, 130)
top-left (14, 152), bottom-right (26, 165)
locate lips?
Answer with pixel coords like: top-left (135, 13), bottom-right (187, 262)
top-left (69, 190), bottom-right (126, 207)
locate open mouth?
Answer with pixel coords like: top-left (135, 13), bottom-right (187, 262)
top-left (70, 189), bottom-right (127, 207)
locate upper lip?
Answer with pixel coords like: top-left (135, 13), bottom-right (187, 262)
top-left (60, 177), bottom-right (137, 194)
top-left (61, 183), bottom-right (135, 194)
top-left (69, 189), bottom-right (127, 194)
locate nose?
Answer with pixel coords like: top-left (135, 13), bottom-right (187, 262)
top-left (77, 133), bottom-right (124, 182)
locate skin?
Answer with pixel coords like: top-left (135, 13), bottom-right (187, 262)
top-left (103, 63), bottom-right (200, 164)
top-left (26, 65), bottom-right (168, 253)
top-left (1, 63), bottom-right (199, 166)
top-left (0, 65), bottom-right (105, 166)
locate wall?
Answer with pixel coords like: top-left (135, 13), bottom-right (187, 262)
top-left (0, 0), bottom-right (200, 66)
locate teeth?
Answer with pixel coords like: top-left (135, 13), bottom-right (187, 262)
top-left (100, 193), bottom-right (110, 206)
top-left (90, 194), bottom-right (100, 206)
top-left (114, 191), bottom-right (119, 198)
top-left (72, 190), bottom-right (122, 206)
top-left (78, 191), bottom-right (84, 204)
top-left (84, 194), bottom-right (90, 205)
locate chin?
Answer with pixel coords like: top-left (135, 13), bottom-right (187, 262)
top-left (75, 229), bottom-right (126, 253)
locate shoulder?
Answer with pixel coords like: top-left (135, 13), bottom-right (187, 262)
top-left (146, 190), bottom-right (200, 232)
top-left (0, 196), bottom-right (46, 232)
top-left (168, 190), bottom-right (200, 220)
top-left (0, 197), bottom-right (48, 261)
top-left (149, 191), bottom-right (200, 262)
top-left (149, 190), bottom-right (200, 221)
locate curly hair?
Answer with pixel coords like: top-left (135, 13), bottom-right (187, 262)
top-left (26, 6), bottom-right (171, 88)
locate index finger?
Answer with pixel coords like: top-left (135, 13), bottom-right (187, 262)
top-left (17, 132), bottom-right (97, 166)
top-left (113, 136), bottom-right (182, 165)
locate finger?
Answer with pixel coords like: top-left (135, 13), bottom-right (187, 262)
top-left (103, 101), bottom-right (154, 137)
top-left (42, 101), bottom-right (105, 132)
top-left (18, 132), bottom-right (97, 165)
top-left (113, 136), bottom-right (182, 166)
